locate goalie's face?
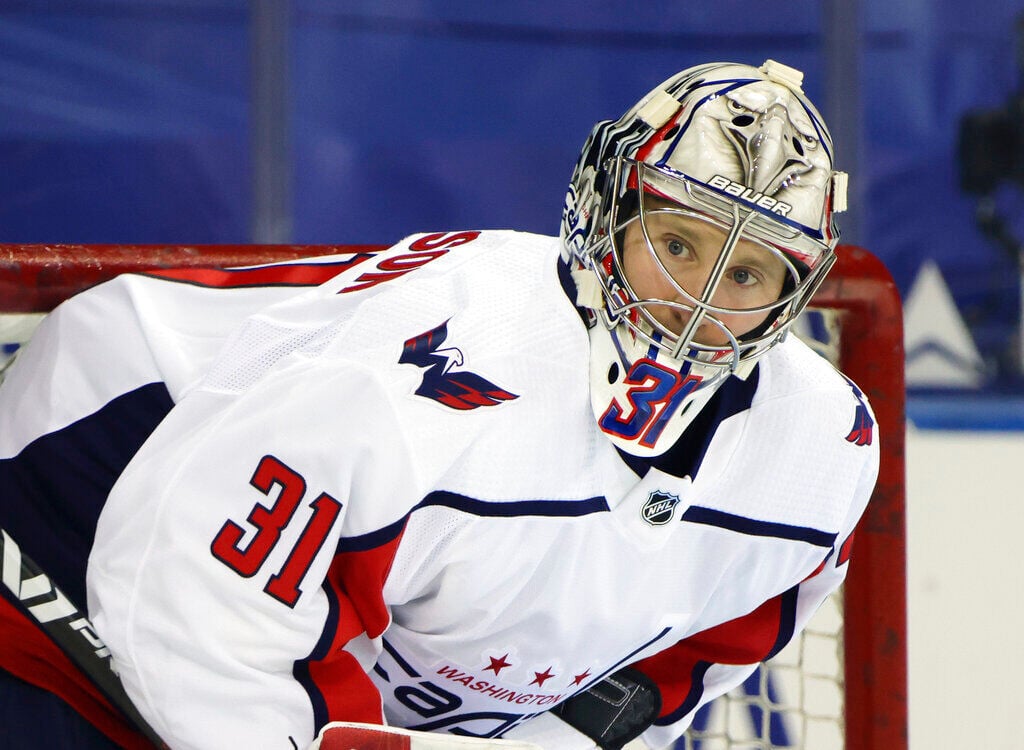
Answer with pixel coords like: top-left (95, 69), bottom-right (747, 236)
top-left (619, 196), bottom-right (791, 348)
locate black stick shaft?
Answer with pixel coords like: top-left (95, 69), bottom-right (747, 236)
top-left (1, 528), bottom-right (167, 748)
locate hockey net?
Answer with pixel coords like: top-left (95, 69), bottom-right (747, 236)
top-left (0, 243), bottom-right (907, 750)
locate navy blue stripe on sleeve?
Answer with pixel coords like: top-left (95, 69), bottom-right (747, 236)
top-left (419, 490), bottom-right (610, 518)
top-left (681, 506), bottom-right (837, 548)
top-left (336, 490), bottom-right (610, 554)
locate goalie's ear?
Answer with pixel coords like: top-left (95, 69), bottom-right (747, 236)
top-left (553, 667), bottom-right (662, 750)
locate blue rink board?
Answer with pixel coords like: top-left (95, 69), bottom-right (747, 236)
top-left (907, 393), bottom-right (1024, 431)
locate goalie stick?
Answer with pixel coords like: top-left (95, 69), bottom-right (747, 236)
top-left (0, 527), bottom-right (168, 749)
top-left (309, 722), bottom-right (543, 749)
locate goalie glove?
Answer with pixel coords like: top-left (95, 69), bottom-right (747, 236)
top-left (307, 722), bottom-right (543, 750)
top-left (551, 667), bottom-right (661, 750)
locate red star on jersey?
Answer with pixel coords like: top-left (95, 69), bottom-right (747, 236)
top-left (484, 654), bottom-right (512, 675)
top-left (571, 669), bottom-right (591, 686)
top-left (531, 667), bottom-right (555, 687)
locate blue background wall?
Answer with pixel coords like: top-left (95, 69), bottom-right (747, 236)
top-left (3, 0), bottom-right (1024, 396)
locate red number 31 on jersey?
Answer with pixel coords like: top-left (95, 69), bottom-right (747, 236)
top-left (211, 455), bottom-right (342, 608)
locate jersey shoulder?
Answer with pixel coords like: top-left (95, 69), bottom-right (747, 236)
top-left (755, 333), bottom-right (874, 429)
top-left (754, 334), bottom-right (878, 456)
top-left (327, 229), bottom-right (560, 296)
top-left (185, 229), bottom-right (593, 525)
top-left (688, 335), bottom-right (879, 535)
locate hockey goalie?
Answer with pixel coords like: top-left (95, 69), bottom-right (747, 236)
top-left (0, 60), bottom-right (877, 750)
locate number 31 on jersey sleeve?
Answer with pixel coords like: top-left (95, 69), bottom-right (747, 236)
top-left (210, 454), bottom-right (343, 608)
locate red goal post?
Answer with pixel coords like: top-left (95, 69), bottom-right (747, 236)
top-left (806, 244), bottom-right (906, 750)
top-left (0, 242), bottom-right (907, 750)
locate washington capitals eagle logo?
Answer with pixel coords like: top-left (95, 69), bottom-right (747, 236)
top-left (400, 320), bottom-right (518, 410)
top-left (845, 380), bottom-right (874, 447)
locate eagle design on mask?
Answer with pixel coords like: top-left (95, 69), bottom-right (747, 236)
top-left (651, 80), bottom-right (833, 231)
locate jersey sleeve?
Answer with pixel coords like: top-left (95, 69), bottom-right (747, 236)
top-left (86, 355), bottom-right (423, 750)
top-left (0, 258), bottom-right (376, 736)
top-left (629, 566), bottom-right (831, 746)
top-left (502, 560), bottom-right (849, 750)
top-left (625, 442), bottom-right (878, 750)
top-left (0, 259), bottom-right (355, 455)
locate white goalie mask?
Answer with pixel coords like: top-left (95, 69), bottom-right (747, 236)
top-left (560, 60), bottom-right (849, 456)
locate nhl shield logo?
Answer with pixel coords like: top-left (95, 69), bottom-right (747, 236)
top-left (641, 490), bottom-right (680, 526)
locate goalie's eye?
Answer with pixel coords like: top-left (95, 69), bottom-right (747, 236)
top-left (729, 268), bottom-right (756, 286)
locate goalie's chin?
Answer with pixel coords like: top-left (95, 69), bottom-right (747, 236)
top-left (585, 323), bottom-right (729, 458)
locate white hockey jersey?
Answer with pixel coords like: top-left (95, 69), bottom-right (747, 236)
top-left (0, 230), bottom-right (878, 750)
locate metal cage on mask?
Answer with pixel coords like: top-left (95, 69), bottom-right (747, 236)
top-left (579, 157), bottom-right (838, 380)
top-left (561, 59), bottom-right (848, 455)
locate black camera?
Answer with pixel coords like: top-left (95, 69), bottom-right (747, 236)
top-left (959, 13), bottom-right (1024, 195)
top-left (958, 92), bottom-right (1024, 195)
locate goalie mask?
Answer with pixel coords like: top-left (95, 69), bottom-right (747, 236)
top-left (560, 60), bottom-right (848, 456)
